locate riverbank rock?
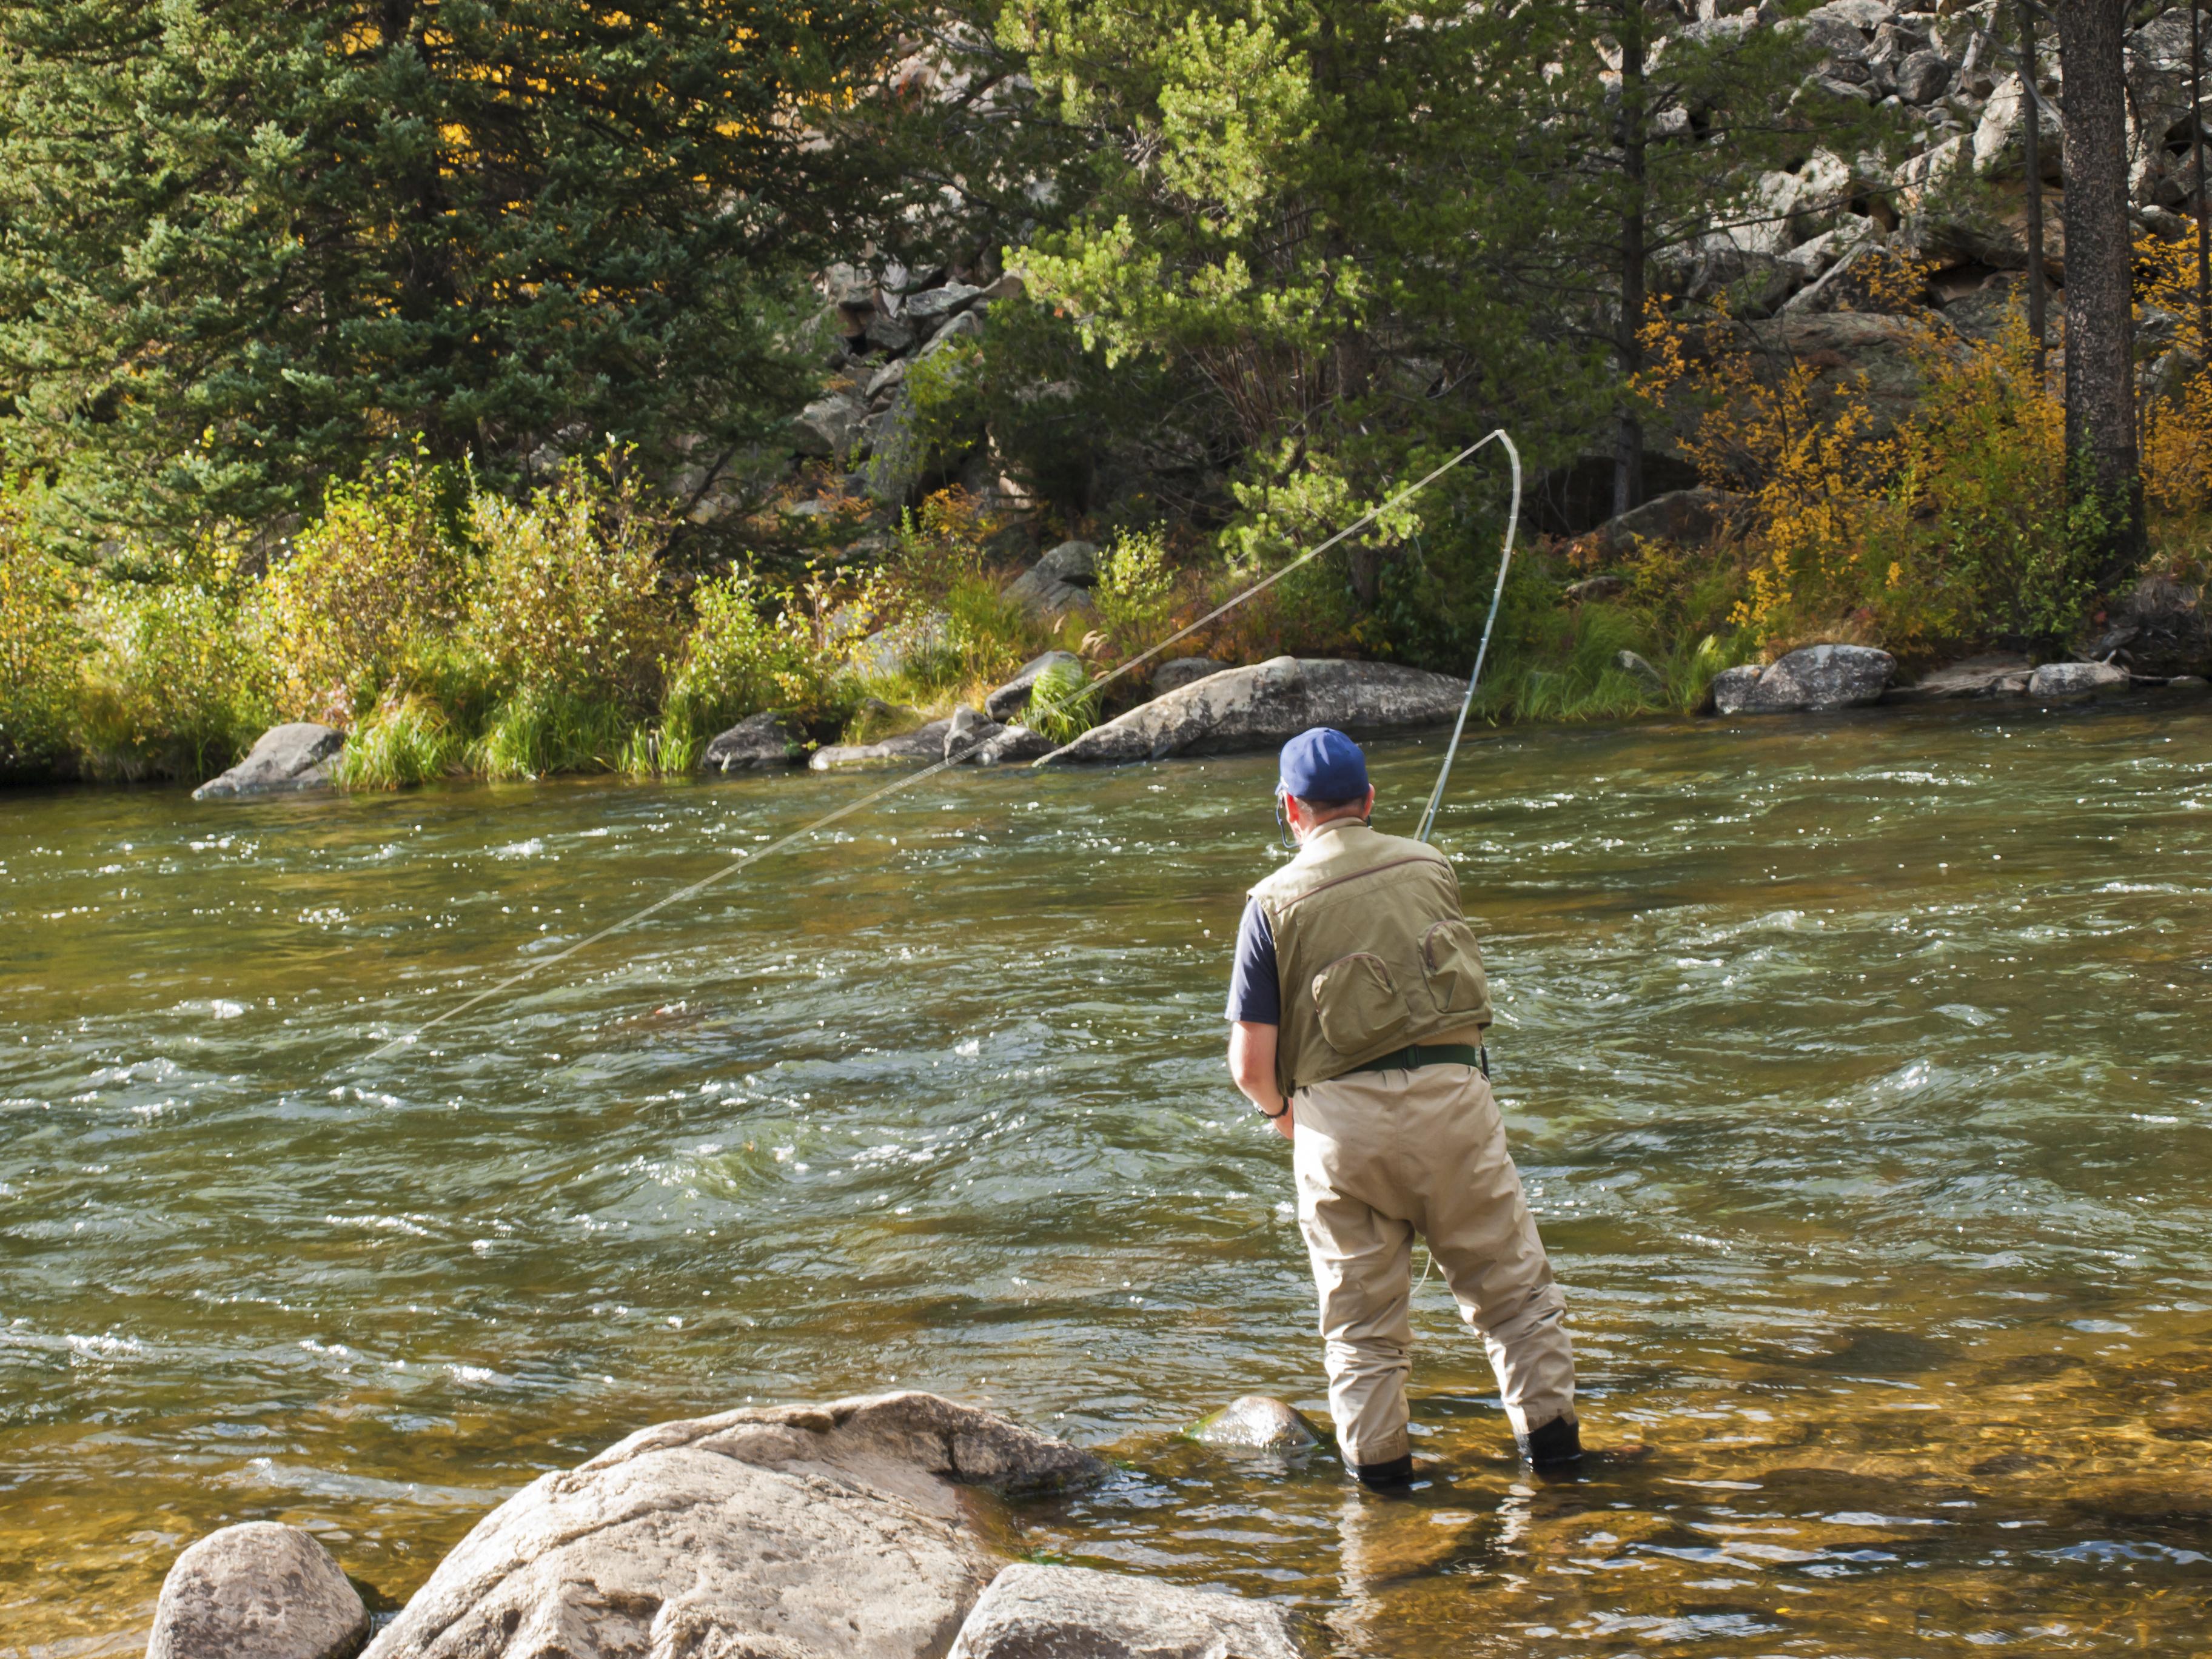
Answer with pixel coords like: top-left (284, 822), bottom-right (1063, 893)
top-left (363, 1392), bottom-right (1105, 1659)
top-left (702, 711), bottom-right (808, 771)
top-left (1039, 657), bottom-right (1465, 764)
top-left (2099, 575), bottom-right (2209, 678)
top-left (1711, 644), bottom-right (1895, 714)
top-left (1150, 657), bottom-right (1232, 697)
top-left (947, 1565), bottom-right (1312, 1659)
top-left (971, 725), bottom-right (1055, 766)
top-left (1004, 541), bottom-right (1098, 620)
top-left (1185, 1396), bottom-right (1322, 1453)
top-left (1888, 654), bottom-right (2032, 701)
top-left (811, 719), bottom-right (953, 769)
top-left (148, 1522), bottom-right (367, 1659)
top-left (945, 706), bottom-right (1004, 760)
top-left (985, 651), bottom-right (1084, 721)
top-left (191, 724), bottom-right (343, 800)
top-left (2027, 660), bottom-right (2131, 699)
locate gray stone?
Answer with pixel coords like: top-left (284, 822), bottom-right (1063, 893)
top-left (1151, 657), bottom-right (1232, 697)
top-left (1040, 657), bottom-right (1466, 764)
top-left (985, 651), bottom-right (1086, 722)
top-left (917, 309), bottom-right (984, 357)
top-left (945, 706), bottom-right (1005, 762)
top-left (1031, 540), bottom-right (1098, 586)
top-left (811, 719), bottom-right (954, 769)
top-left (1004, 548), bottom-right (1097, 621)
top-left (192, 723), bottom-right (343, 800)
top-left (947, 1565), bottom-right (1311, 1659)
top-left (1712, 644), bottom-right (1895, 714)
top-left (1888, 653), bottom-right (2032, 701)
top-left (1581, 488), bottom-right (1750, 555)
top-left (1896, 47), bottom-right (1952, 102)
top-left (1185, 1396), bottom-right (1322, 1453)
top-left (364, 1392), bottom-right (1104, 1659)
top-left (1615, 649), bottom-right (1666, 690)
top-left (702, 711), bottom-right (808, 771)
top-left (1972, 73), bottom-right (2064, 181)
top-left (971, 725), bottom-right (1056, 766)
top-left (2027, 660), bottom-right (2131, 699)
top-left (148, 1521), bottom-right (367, 1659)
top-left (903, 283), bottom-right (984, 329)
top-left (793, 392), bottom-right (866, 461)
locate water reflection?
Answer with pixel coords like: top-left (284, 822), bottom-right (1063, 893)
top-left (4, 699), bottom-right (2211, 1653)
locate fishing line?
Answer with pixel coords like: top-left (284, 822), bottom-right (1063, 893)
top-left (1415, 431), bottom-right (1519, 845)
top-left (364, 430), bottom-right (1522, 1064)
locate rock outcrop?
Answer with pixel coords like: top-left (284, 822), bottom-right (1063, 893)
top-left (1580, 487), bottom-right (1749, 555)
top-left (1185, 1396), bottom-right (1322, 1453)
top-left (702, 711), bottom-right (808, 771)
top-left (1004, 541), bottom-right (1097, 621)
top-left (2026, 660), bottom-right (2131, 699)
top-left (362, 1392), bottom-right (1105, 1659)
top-left (148, 1522), bottom-right (367, 1659)
top-left (947, 1565), bottom-right (1312, 1659)
top-left (192, 724), bottom-right (343, 800)
top-left (1710, 643), bottom-right (1895, 714)
top-left (1039, 657), bottom-right (1467, 764)
top-left (1149, 657), bottom-right (1232, 697)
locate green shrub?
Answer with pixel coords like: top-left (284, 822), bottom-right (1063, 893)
top-left (0, 498), bottom-right (83, 773)
top-left (471, 687), bottom-right (637, 781)
top-left (266, 454), bottom-right (470, 724)
top-left (1023, 655), bottom-right (1100, 743)
top-left (335, 694), bottom-right (465, 789)
top-left (1094, 527), bottom-right (1176, 655)
top-left (466, 455), bottom-right (680, 713)
top-left (665, 572), bottom-right (831, 734)
top-left (75, 562), bottom-right (275, 780)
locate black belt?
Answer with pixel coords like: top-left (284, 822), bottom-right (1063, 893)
top-left (1349, 1042), bottom-right (1487, 1078)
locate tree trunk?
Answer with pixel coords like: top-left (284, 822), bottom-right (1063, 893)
top-left (2193, 0), bottom-right (2208, 337)
top-left (2019, 1), bottom-right (2048, 379)
top-left (1613, 0), bottom-right (1649, 520)
top-left (2053, 0), bottom-right (2145, 582)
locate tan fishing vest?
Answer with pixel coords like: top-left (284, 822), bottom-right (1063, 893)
top-left (1250, 819), bottom-right (1492, 1096)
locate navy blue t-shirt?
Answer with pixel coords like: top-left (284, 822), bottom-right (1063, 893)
top-left (1224, 897), bottom-right (1281, 1025)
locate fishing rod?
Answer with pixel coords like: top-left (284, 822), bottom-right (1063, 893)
top-left (363, 430), bottom-right (1522, 1065)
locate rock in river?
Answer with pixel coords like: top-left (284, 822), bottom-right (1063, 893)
top-left (148, 1521), bottom-right (367, 1659)
top-left (363, 1392), bottom-right (1104, 1659)
top-left (810, 719), bottom-right (953, 769)
top-left (702, 711), bottom-right (808, 771)
top-left (1710, 644), bottom-right (1895, 715)
top-left (1039, 657), bottom-right (1466, 764)
top-left (948, 1564), bottom-right (1312, 1659)
top-left (192, 723), bottom-right (343, 800)
top-left (1185, 1395), bottom-right (1322, 1453)
top-left (2026, 660), bottom-right (2130, 699)
top-left (1149, 656), bottom-right (1231, 697)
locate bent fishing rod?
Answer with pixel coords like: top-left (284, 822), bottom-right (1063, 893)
top-left (361, 430), bottom-right (1523, 1065)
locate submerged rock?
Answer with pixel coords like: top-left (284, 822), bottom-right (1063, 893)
top-left (192, 723), bottom-right (343, 800)
top-left (2027, 660), bottom-right (2130, 699)
top-left (1711, 644), bottom-right (1895, 714)
top-left (948, 1564), bottom-right (1313, 1659)
top-left (1039, 657), bottom-right (1465, 764)
top-left (363, 1392), bottom-right (1104, 1659)
top-left (702, 711), bottom-right (808, 771)
top-left (1185, 1395), bottom-right (1322, 1453)
top-left (148, 1522), bottom-right (367, 1659)
top-left (984, 650), bottom-right (1084, 722)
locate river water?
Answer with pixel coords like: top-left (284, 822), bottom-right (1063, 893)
top-left (5, 699), bottom-right (2211, 1655)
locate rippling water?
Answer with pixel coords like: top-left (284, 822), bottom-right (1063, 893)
top-left (5, 699), bottom-right (2212, 1655)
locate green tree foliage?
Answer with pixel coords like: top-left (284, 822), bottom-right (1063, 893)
top-left (0, 0), bottom-right (897, 544)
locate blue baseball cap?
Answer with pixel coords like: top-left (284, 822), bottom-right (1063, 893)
top-left (1277, 727), bottom-right (1370, 804)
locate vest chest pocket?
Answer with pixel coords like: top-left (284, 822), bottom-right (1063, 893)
top-left (1310, 952), bottom-right (1413, 1054)
top-left (1421, 919), bottom-right (1487, 1016)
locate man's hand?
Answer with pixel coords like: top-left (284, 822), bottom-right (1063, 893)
top-left (1227, 1021), bottom-right (1293, 1139)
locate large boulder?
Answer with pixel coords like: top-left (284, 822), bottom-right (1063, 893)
top-left (811, 719), bottom-right (953, 769)
top-left (2027, 660), bottom-right (2131, 699)
top-left (192, 723), bottom-right (343, 800)
top-left (1039, 657), bottom-right (1466, 764)
top-left (1004, 541), bottom-right (1098, 620)
top-left (702, 711), bottom-right (808, 772)
top-left (1580, 487), bottom-right (1750, 555)
top-left (1150, 657), bottom-right (1233, 697)
top-left (943, 706), bottom-right (1004, 761)
top-left (947, 1565), bottom-right (1311, 1659)
top-left (148, 1522), bottom-right (368, 1659)
top-left (971, 725), bottom-right (1056, 766)
top-left (984, 650), bottom-right (1085, 722)
top-left (363, 1393), bottom-right (1104, 1659)
top-left (1710, 644), bottom-right (1895, 714)
top-left (2099, 574), bottom-right (2210, 677)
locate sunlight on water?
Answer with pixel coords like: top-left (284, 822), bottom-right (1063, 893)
top-left (4, 698), bottom-right (2211, 1655)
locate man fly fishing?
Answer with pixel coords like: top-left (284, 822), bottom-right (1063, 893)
top-left (1224, 726), bottom-right (1581, 1488)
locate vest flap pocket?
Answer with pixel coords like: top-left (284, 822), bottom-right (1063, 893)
top-left (1310, 952), bottom-right (1412, 1054)
top-left (1421, 919), bottom-right (1488, 1016)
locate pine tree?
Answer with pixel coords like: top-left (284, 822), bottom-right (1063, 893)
top-left (0, 0), bottom-right (896, 546)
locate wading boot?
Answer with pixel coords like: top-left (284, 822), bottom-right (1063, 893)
top-left (1352, 1453), bottom-right (1415, 1492)
top-left (1517, 1415), bottom-right (1583, 1470)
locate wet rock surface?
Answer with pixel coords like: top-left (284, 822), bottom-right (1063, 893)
top-left (147, 1522), bottom-right (367, 1659)
top-left (810, 720), bottom-right (954, 769)
top-left (1185, 1396), bottom-right (1323, 1453)
top-left (1041, 657), bottom-right (1466, 763)
top-left (1712, 644), bottom-right (1895, 715)
top-left (362, 1392), bottom-right (1104, 1659)
top-left (702, 711), bottom-right (808, 771)
top-left (192, 724), bottom-right (344, 800)
top-left (2027, 660), bottom-right (2131, 699)
top-left (947, 1564), bottom-right (1313, 1659)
